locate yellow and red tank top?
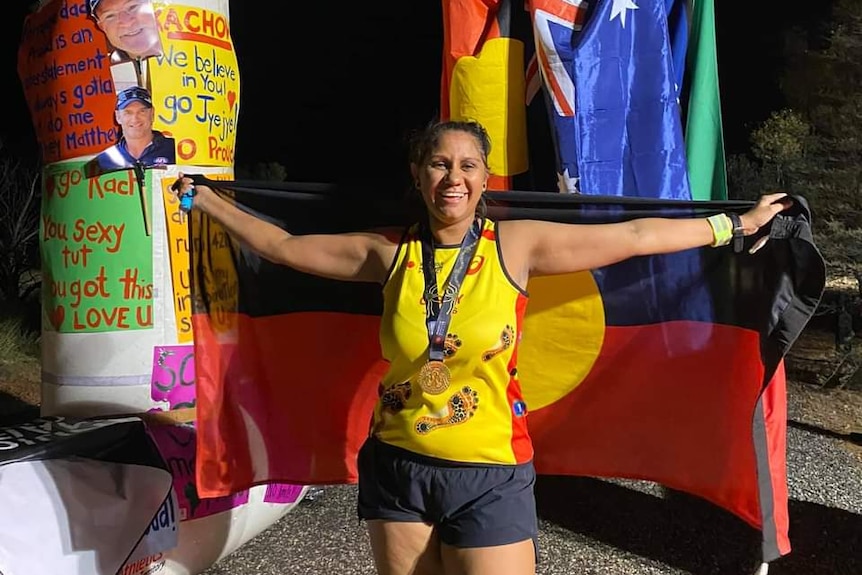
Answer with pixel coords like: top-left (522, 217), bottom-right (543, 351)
top-left (372, 218), bottom-right (533, 465)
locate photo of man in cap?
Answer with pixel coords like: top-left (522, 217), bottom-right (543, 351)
top-left (86, 86), bottom-right (176, 176)
top-left (88, 0), bottom-right (163, 64)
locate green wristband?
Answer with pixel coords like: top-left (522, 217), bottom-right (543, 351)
top-left (706, 214), bottom-right (732, 247)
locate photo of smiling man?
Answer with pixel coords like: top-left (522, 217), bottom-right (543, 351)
top-left (87, 0), bottom-right (163, 64)
top-left (86, 86), bottom-right (176, 176)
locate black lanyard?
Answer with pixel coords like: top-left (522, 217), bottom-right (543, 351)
top-left (419, 218), bottom-right (482, 363)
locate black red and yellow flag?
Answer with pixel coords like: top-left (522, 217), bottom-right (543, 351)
top-left (185, 177), bottom-right (824, 562)
top-left (441, 0), bottom-right (529, 190)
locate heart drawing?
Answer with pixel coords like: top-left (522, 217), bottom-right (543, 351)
top-left (49, 305), bottom-right (65, 331)
top-left (227, 90), bottom-right (236, 111)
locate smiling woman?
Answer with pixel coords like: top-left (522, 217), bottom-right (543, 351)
top-left (410, 122), bottom-right (491, 245)
top-left (169, 115), bottom-right (795, 575)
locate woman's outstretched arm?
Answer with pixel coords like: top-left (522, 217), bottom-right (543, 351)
top-left (173, 176), bottom-right (398, 283)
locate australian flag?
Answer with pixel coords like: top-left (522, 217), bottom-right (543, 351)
top-left (530, 0), bottom-right (691, 198)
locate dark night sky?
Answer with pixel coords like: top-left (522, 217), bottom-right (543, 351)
top-left (1, 1), bottom-right (834, 189)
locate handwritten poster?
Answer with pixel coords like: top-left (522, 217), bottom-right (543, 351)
top-left (263, 483), bottom-right (304, 505)
top-left (151, 345), bottom-right (195, 409)
top-left (18, 0), bottom-right (117, 163)
top-left (41, 161), bottom-right (153, 333)
top-left (161, 181), bottom-right (194, 342)
top-left (150, 5), bottom-right (240, 167)
top-left (192, 206), bottom-right (239, 335)
top-left (162, 174), bottom-right (237, 339)
top-left (148, 425), bottom-right (249, 521)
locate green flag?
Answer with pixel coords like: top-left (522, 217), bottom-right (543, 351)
top-left (684, 0), bottom-right (728, 200)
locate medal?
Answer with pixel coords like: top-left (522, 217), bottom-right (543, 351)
top-left (417, 360), bottom-right (451, 395)
top-left (417, 218), bottom-right (481, 397)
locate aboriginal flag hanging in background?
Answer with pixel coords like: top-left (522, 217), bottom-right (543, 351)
top-left (440, 0), bottom-right (529, 190)
top-left (184, 177), bottom-right (824, 563)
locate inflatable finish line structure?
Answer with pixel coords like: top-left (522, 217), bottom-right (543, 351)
top-left (12, 1), bottom-right (305, 574)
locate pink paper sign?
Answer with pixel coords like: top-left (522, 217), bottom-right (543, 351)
top-left (263, 483), bottom-right (304, 504)
top-left (151, 345), bottom-right (196, 409)
top-left (148, 425), bottom-right (249, 521)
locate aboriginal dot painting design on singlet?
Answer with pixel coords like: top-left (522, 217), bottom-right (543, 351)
top-left (374, 219), bottom-right (532, 465)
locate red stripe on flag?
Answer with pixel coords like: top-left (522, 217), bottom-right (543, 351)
top-left (487, 174), bottom-right (512, 190)
top-left (193, 312), bottom-right (789, 553)
top-left (193, 312), bottom-right (385, 497)
top-left (529, 322), bottom-right (782, 532)
top-left (759, 361), bottom-right (791, 555)
top-left (536, 40), bottom-right (574, 117)
top-left (508, 293), bottom-right (533, 462)
top-left (531, 0), bottom-right (586, 23)
top-left (440, 0), bottom-right (502, 119)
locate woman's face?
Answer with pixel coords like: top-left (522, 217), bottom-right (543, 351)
top-left (412, 130), bottom-right (488, 228)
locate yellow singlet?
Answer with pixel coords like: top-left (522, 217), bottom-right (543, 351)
top-left (372, 219), bottom-right (533, 465)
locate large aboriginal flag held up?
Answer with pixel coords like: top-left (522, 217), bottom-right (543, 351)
top-left (184, 178), bottom-right (824, 562)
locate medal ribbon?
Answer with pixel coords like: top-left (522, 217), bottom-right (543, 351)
top-left (420, 218), bottom-right (482, 364)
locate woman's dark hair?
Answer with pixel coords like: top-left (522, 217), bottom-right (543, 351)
top-left (408, 119), bottom-right (492, 169)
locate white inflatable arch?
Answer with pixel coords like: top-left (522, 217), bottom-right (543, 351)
top-left (20, 1), bottom-right (305, 573)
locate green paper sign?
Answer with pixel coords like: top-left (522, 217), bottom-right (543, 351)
top-left (41, 161), bottom-right (154, 333)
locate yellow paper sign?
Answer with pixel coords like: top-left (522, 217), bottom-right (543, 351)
top-left (161, 180), bottom-right (193, 342)
top-left (162, 173), bottom-right (237, 341)
top-left (149, 4), bottom-right (239, 167)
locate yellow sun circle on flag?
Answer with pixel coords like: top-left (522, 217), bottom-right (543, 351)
top-left (518, 271), bottom-right (605, 411)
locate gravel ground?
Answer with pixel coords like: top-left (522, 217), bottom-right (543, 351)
top-left (3, 356), bottom-right (858, 575)
top-left (202, 424), bottom-right (862, 575)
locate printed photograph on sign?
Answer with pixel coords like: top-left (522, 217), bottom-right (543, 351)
top-left (84, 86), bottom-right (176, 178)
top-left (87, 0), bottom-right (164, 65)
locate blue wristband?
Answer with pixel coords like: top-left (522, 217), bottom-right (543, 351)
top-left (179, 185), bottom-right (196, 213)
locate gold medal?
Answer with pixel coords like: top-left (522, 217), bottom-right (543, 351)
top-left (417, 361), bottom-right (451, 395)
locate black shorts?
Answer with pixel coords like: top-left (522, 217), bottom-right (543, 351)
top-left (357, 436), bottom-right (538, 552)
